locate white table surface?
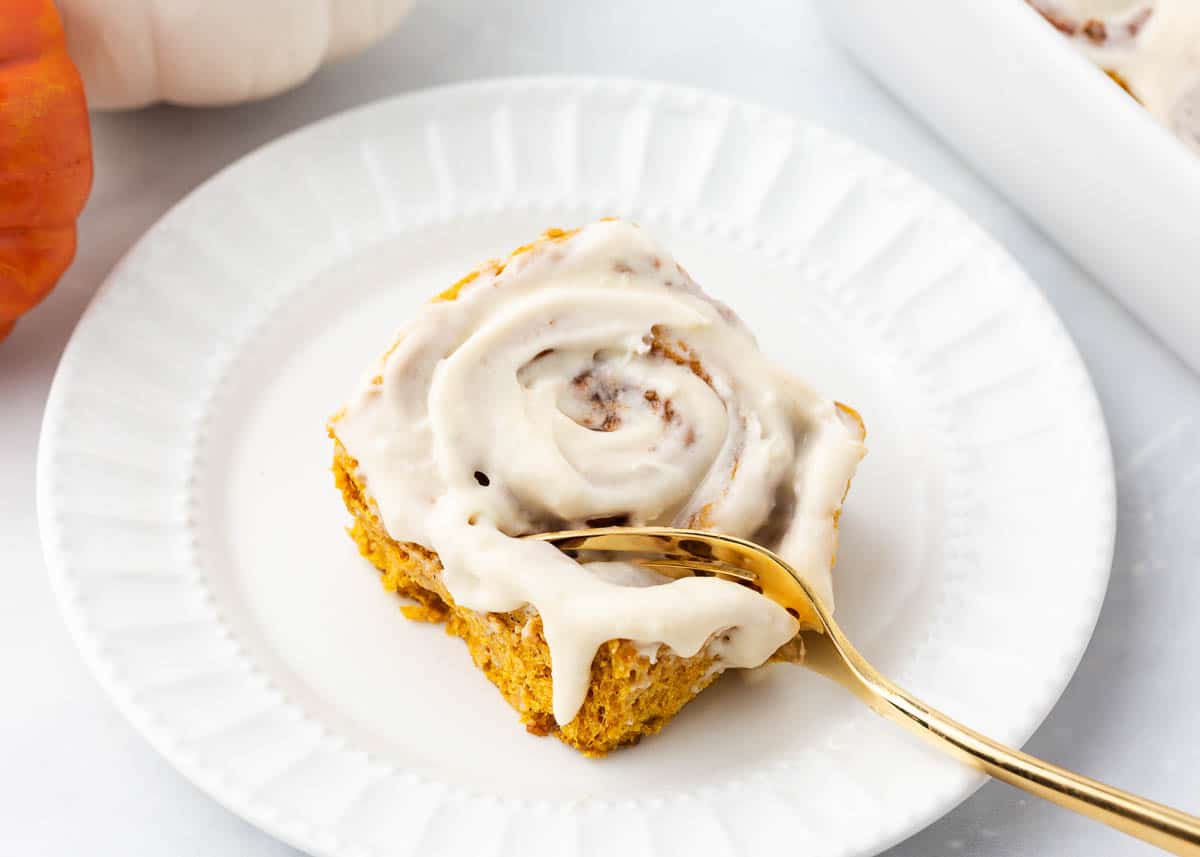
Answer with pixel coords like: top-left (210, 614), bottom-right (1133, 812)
top-left (4, 2), bottom-right (1198, 855)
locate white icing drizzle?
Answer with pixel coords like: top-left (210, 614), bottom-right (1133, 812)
top-left (1034, 0), bottom-right (1200, 152)
top-left (334, 221), bottom-right (865, 725)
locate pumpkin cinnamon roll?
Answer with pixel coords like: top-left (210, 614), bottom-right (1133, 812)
top-left (328, 221), bottom-right (866, 755)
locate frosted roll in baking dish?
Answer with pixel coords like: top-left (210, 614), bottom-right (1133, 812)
top-left (816, 2), bottom-right (1200, 375)
top-left (1029, 0), bottom-right (1200, 152)
top-left (329, 220), bottom-right (865, 755)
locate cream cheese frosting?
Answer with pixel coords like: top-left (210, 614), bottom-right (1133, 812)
top-left (333, 221), bottom-right (865, 724)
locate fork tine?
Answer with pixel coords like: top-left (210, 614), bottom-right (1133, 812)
top-left (631, 556), bottom-right (758, 583)
top-left (530, 527), bottom-right (824, 627)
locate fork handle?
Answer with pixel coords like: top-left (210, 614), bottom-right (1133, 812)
top-left (818, 632), bottom-right (1200, 855)
top-left (882, 684), bottom-right (1200, 855)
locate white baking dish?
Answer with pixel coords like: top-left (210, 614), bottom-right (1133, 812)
top-left (817, 2), bottom-right (1200, 373)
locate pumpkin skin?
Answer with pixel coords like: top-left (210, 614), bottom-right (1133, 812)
top-left (57, 0), bottom-right (416, 110)
top-left (0, 0), bottom-right (93, 341)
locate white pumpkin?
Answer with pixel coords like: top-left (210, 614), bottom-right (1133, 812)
top-left (57, 0), bottom-right (415, 109)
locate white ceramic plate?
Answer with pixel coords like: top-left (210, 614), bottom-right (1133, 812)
top-left (38, 78), bottom-right (1115, 857)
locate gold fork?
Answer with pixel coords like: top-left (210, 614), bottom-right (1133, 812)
top-left (529, 526), bottom-right (1200, 855)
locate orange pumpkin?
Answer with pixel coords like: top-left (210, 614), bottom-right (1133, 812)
top-left (0, 0), bottom-right (93, 341)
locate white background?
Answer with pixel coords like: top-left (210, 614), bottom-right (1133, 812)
top-left (3, 2), bottom-right (1198, 855)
